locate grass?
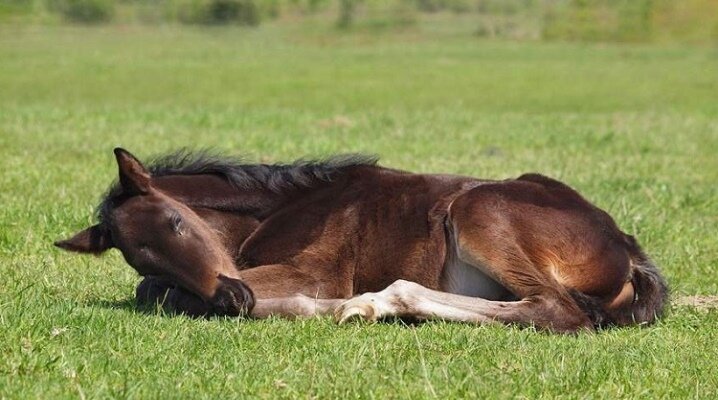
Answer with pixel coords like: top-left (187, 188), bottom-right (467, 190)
top-left (1, 20), bottom-right (718, 398)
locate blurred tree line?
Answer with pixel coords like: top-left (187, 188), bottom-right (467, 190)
top-left (1, 0), bottom-right (717, 43)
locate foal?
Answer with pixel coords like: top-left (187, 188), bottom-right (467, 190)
top-left (56, 148), bottom-right (668, 332)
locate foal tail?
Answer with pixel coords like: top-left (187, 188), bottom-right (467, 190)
top-left (570, 235), bottom-right (669, 328)
top-left (617, 238), bottom-right (670, 326)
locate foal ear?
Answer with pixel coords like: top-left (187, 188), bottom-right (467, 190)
top-left (54, 224), bottom-right (113, 254)
top-left (114, 147), bottom-right (151, 195)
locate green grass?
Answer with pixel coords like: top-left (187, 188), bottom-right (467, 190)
top-left (1, 22), bottom-right (718, 398)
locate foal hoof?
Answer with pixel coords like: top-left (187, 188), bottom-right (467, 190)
top-left (210, 275), bottom-right (255, 317)
top-left (335, 297), bottom-right (379, 324)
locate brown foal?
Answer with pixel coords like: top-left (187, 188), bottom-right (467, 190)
top-left (55, 148), bottom-right (668, 332)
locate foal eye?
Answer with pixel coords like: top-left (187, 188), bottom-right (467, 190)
top-left (169, 214), bottom-right (183, 234)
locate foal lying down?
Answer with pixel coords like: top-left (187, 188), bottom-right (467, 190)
top-left (56, 148), bottom-right (668, 333)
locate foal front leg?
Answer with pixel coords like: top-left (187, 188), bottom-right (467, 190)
top-left (251, 296), bottom-right (344, 319)
top-left (136, 276), bottom-right (235, 317)
top-left (225, 263), bottom-right (350, 318)
top-left (136, 264), bottom-right (347, 319)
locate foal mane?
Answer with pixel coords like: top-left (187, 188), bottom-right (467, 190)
top-left (97, 149), bottom-right (378, 224)
top-left (146, 149), bottom-right (378, 192)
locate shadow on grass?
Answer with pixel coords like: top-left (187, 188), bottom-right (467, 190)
top-left (86, 297), bottom-right (181, 318)
top-left (86, 296), bottom-right (252, 320)
top-left (88, 297), bottom-right (142, 313)
top-left (86, 299), bottom-right (552, 331)
top-left (85, 296), bottom-right (430, 325)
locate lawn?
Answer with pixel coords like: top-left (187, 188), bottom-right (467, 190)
top-left (1, 21), bottom-right (717, 398)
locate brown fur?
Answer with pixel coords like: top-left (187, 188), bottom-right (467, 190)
top-left (55, 149), bottom-right (668, 332)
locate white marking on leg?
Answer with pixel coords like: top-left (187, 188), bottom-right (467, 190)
top-left (336, 279), bottom-right (565, 329)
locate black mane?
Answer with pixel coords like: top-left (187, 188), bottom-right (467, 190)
top-left (147, 149), bottom-right (378, 191)
top-left (97, 149), bottom-right (378, 224)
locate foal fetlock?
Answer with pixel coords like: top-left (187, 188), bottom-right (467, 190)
top-left (335, 280), bottom-right (420, 323)
top-left (521, 295), bottom-right (593, 333)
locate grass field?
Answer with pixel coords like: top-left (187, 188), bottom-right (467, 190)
top-left (1, 21), bottom-right (718, 398)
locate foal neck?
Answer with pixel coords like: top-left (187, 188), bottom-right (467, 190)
top-left (151, 174), bottom-right (290, 219)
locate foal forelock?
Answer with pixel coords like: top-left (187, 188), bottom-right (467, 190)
top-left (95, 149), bottom-right (378, 228)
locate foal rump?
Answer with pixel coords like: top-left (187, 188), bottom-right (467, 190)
top-left (514, 173), bottom-right (669, 328)
top-left (439, 173), bottom-right (669, 331)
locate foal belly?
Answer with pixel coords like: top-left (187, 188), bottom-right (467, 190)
top-left (441, 258), bottom-right (513, 301)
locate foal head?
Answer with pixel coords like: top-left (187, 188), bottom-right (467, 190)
top-left (55, 148), bottom-right (253, 315)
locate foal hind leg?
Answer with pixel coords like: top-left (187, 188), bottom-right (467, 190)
top-left (447, 238), bottom-right (592, 331)
top-left (337, 187), bottom-right (595, 332)
top-left (335, 278), bottom-right (590, 333)
top-left (334, 252), bottom-right (592, 332)
top-left (446, 186), bottom-right (596, 330)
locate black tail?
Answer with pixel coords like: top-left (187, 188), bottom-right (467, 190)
top-left (616, 248), bottom-right (669, 326)
top-left (570, 237), bottom-right (669, 328)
